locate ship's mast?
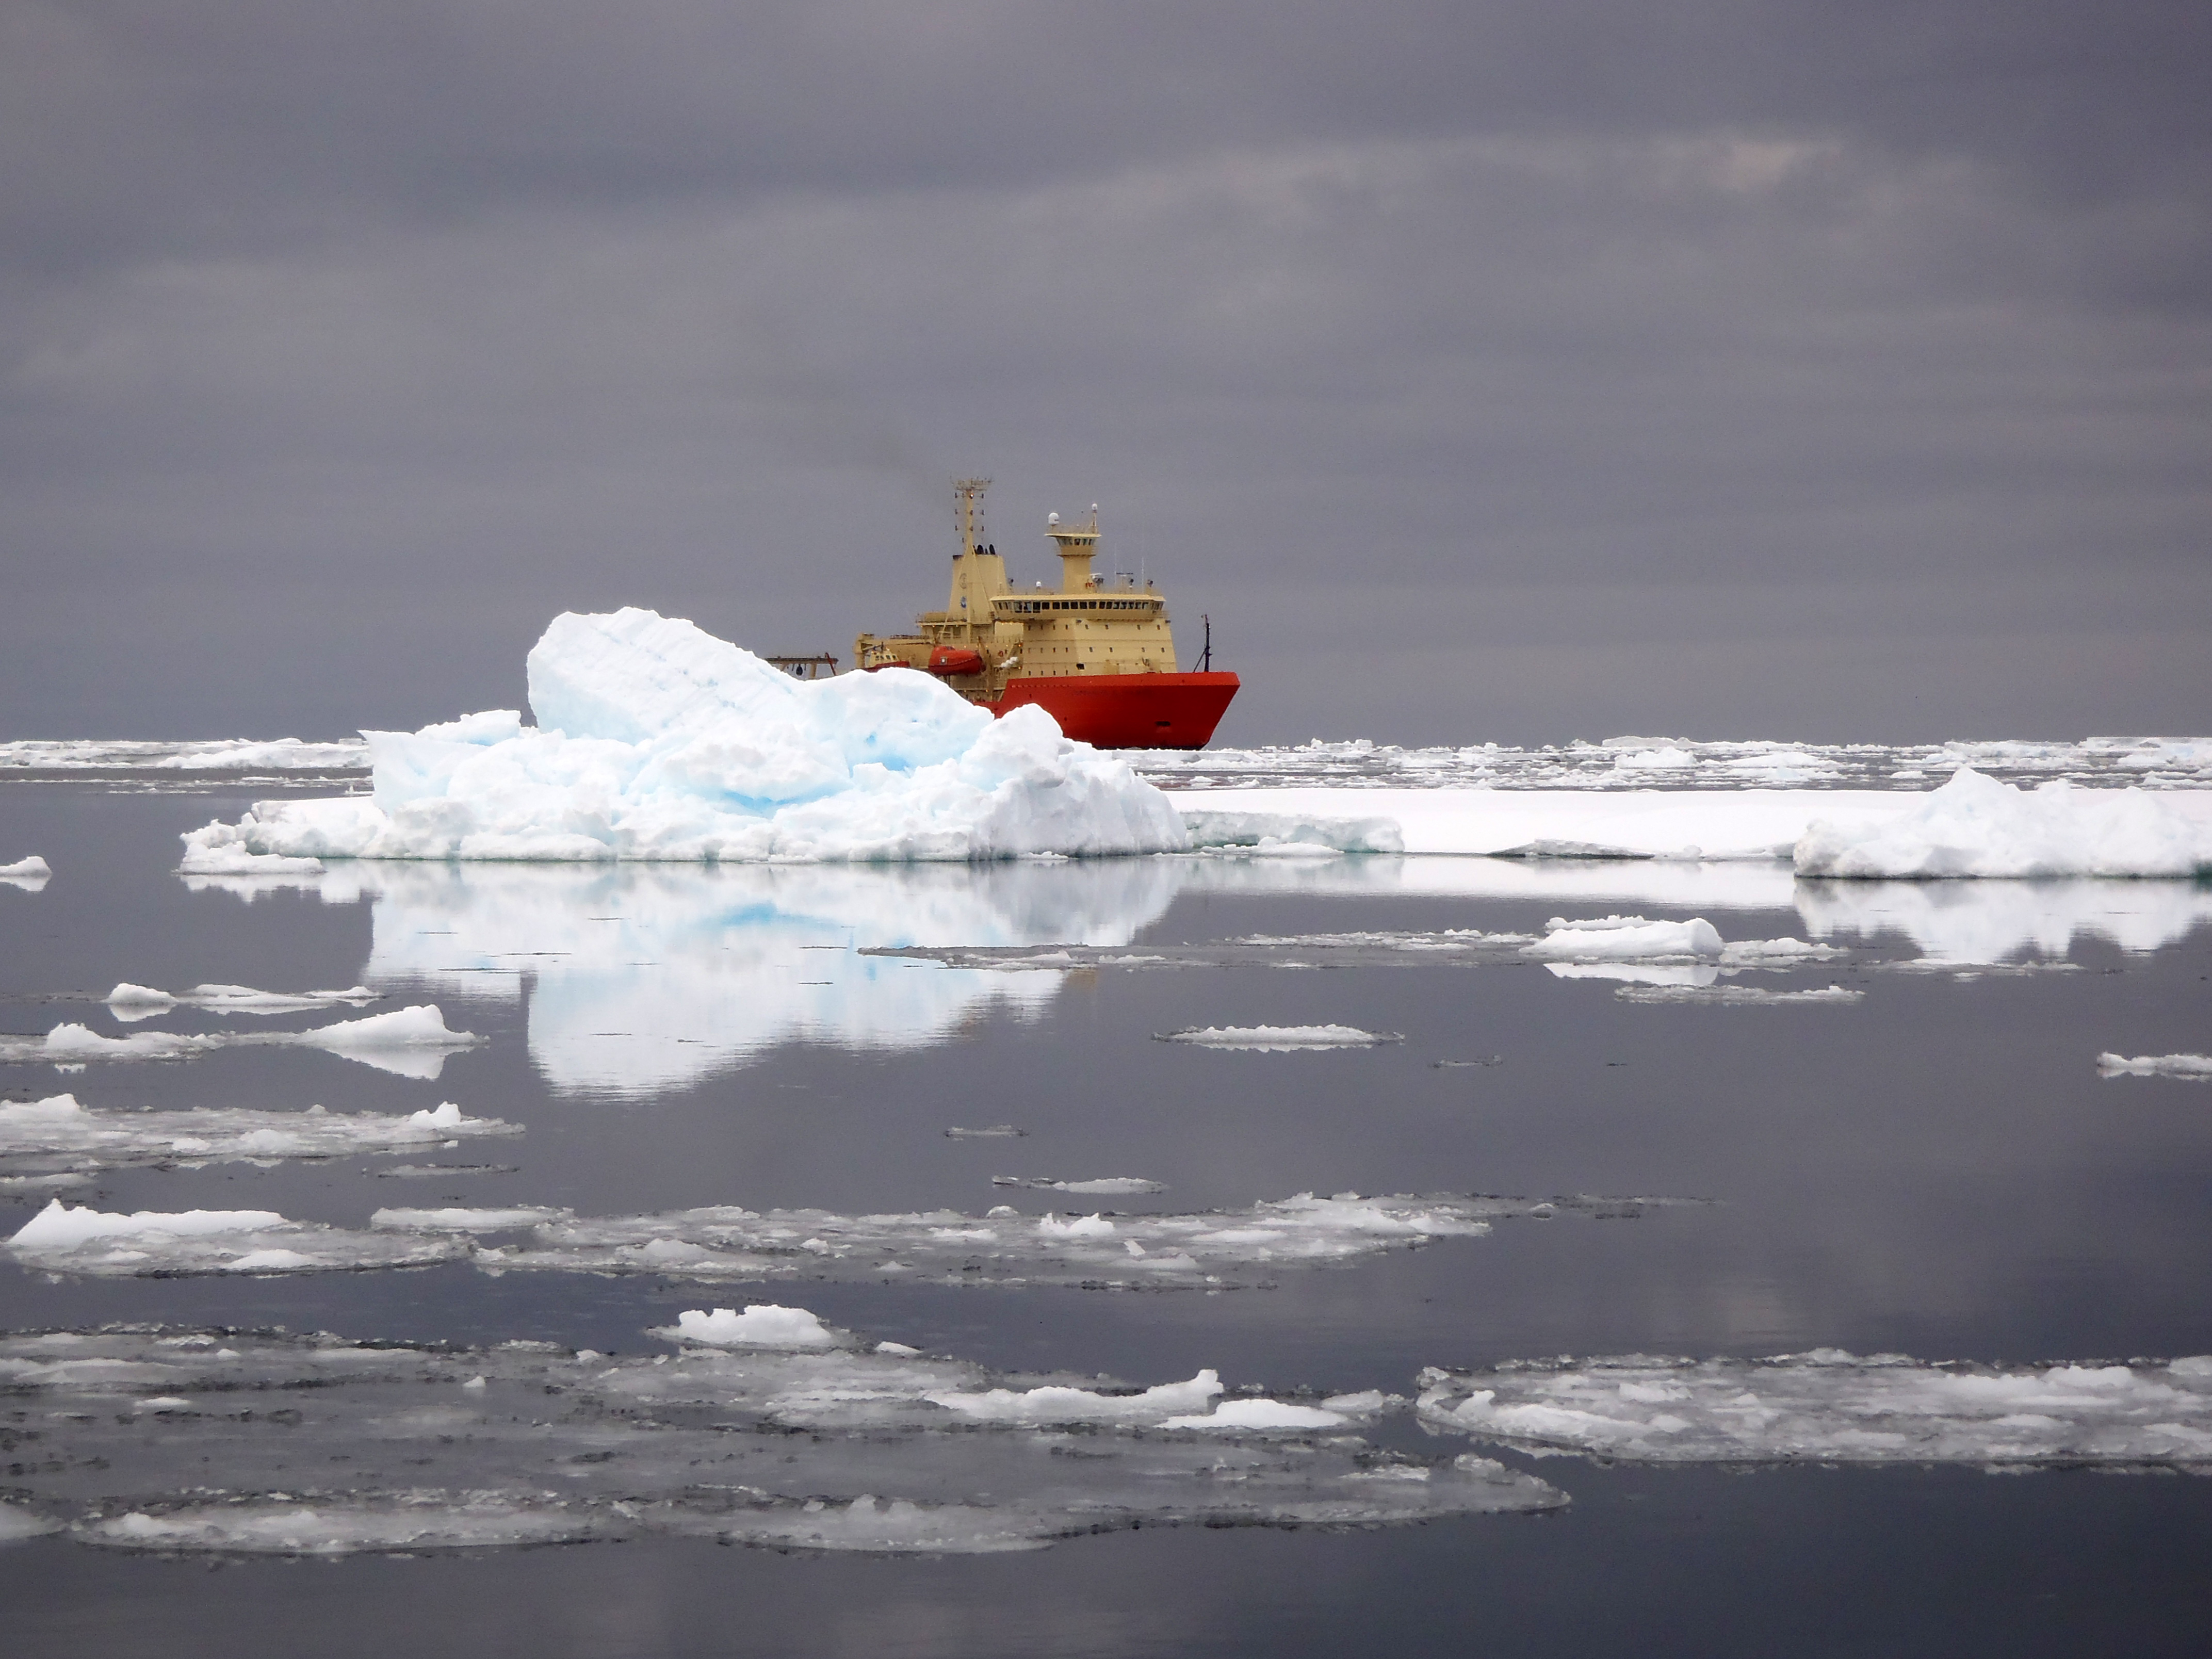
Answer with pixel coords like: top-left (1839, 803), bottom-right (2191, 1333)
top-left (954, 478), bottom-right (990, 557)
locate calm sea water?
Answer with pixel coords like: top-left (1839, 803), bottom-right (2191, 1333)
top-left (2, 786), bottom-right (2208, 1656)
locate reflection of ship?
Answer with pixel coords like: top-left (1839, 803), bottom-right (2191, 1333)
top-left (853, 479), bottom-right (1239, 749)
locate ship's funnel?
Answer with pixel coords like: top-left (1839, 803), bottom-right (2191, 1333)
top-left (1049, 510), bottom-right (1100, 593)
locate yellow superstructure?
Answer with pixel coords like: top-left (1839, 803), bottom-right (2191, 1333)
top-left (855, 480), bottom-right (1180, 698)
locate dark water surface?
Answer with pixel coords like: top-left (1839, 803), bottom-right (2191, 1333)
top-left (2, 787), bottom-right (2208, 1654)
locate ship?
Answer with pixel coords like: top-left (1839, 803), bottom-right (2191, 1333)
top-left (851, 479), bottom-right (1239, 749)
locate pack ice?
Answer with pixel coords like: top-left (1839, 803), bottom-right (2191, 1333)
top-left (1416, 1352), bottom-right (2212, 1468)
top-left (0, 1326), bottom-right (1563, 1555)
top-left (181, 609), bottom-right (1186, 866)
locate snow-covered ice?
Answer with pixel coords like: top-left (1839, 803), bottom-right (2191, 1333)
top-left (0, 1005), bottom-right (481, 1080)
top-left (2097, 1052), bottom-right (2212, 1081)
top-left (6, 1200), bottom-right (467, 1275)
top-left (0, 1327), bottom-right (1563, 1556)
top-left (104, 982), bottom-right (379, 1020)
top-left (176, 840), bottom-right (326, 876)
top-left (1416, 1352), bottom-right (2212, 1468)
top-left (1156, 1025), bottom-right (1404, 1050)
top-left (1, 855), bottom-right (51, 883)
top-left (1522, 915), bottom-right (1725, 962)
top-left (182, 609), bottom-right (1187, 866)
top-left (0, 1095), bottom-right (516, 1175)
top-left (1796, 769), bottom-right (2212, 879)
top-left (991, 1176), bottom-right (1169, 1195)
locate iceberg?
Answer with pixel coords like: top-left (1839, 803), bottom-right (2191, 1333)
top-left (1795, 769), bottom-right (2212, 879)
top-left (182, 609), bottom-right (1186, 866)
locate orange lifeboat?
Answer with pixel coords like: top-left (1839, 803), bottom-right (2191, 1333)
top-left (926, 645), bottom-right (987, 678)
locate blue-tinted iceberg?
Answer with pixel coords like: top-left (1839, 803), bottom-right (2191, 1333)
top-left (182, 609), bottom-right (1188, 865)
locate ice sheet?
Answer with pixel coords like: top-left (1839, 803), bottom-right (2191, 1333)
top-left (181, 609), bottom-right (1187, 866)
top-left (0, 1006), bottom-right (482, 1081)
top-left (0, 1328), bottom-right (1564, 1555)
top-left (1156, 1025), bottom-right (1404, 1050)
top-left (2097, 1052), bottom-right (2212, 1080)
top-left (1796, 769), bottom-right (2212, 879)
top-left (1416, 1352), bottom-right (2212, 1467)
top-left (0, 1095), bottom-right (516, 1175)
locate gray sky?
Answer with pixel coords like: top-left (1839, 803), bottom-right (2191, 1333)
top-left (5, 1), bottom-right (2207, 744)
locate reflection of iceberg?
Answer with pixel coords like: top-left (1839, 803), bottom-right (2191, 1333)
top-left (350, 859), bottom-right (1186, 1095)
top-left (1796, 879), bottom-right (2212, 964)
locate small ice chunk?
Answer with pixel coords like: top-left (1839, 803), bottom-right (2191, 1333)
top-left (0, 855), bottom-right (53, 882)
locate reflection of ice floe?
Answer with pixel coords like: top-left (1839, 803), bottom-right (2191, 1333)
top-left (6, 1200), bottom-right (467, 1275)
top-left (1417, 1352), bottom-right (2212, 1468)
top-left (105, 982), bottom-right (379, 1021)
top-left (2097, 1053), bottom-right (2212, 1081)
top-left (1796, 770), bottom-right (2212, 878)
top-left (0, 1326), bottom-right (1562, 1556)
top-left (1547, 963), bottom-right (1719, 988)
top-left (0, 1096), bottom-right (515, 1176)
top-left (1796, 878), bottom-right (2212, 963)
top-left (344, 860), bottom-right (1182, 1095)
top-left (0, 1007), bottom-right (482, 1081)
top-left (1157, 1025), bottom-right (1403, 1051)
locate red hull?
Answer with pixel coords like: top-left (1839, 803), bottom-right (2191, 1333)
top-left (985, 672), bottom-right (1239, 749)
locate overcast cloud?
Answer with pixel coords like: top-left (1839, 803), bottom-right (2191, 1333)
top-left (4, 1), bottom-right (2206, 742)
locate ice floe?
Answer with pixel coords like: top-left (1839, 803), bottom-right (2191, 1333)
top-left (1156, 1025), bottom-right (1404, 1050)
top-left (1522, 915), bottom-right (1725, 962)
top-left (5, 1190), bottom-right (1663, 1284)
top-left (0, 1006), bottom-right (482, 1081)
top-left (1, 855), bottom-right (51, 887)
top-left (0, 1095), bottom-right (516, 1176)
top-left (182, 609), bottom-right (1186, 867)
top-left (0, 1327), bottom-right (1563, 1555)
top-left (176, 840), bottom-right (327, 876)
top-left (991, 1176), bottom-right (1168, 1195)
top-left (665, 1304), bottom-right (841, 1347)
top-left (453, 1190), bottom-right (1646, 1290)
top-left (1796, 769), bottom-right (2212, 879)
top-left (2096, 1052), bottom-right (2212, 1081)
top-left (6, 1201), bottom-right (466, 1275)
top-left (104, 982), bottom-right (379, 1021)
top-left (1416, 1352), bottom-right (2212, 1468)
top-left (1613, 984), bottom-right (1862, 1006)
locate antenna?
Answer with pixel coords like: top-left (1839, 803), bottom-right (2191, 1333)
top-left (953, 478), bottom-right (991, 557)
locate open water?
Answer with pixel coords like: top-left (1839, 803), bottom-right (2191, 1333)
top-left (2, 783), bottom-right (2207, 1655)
